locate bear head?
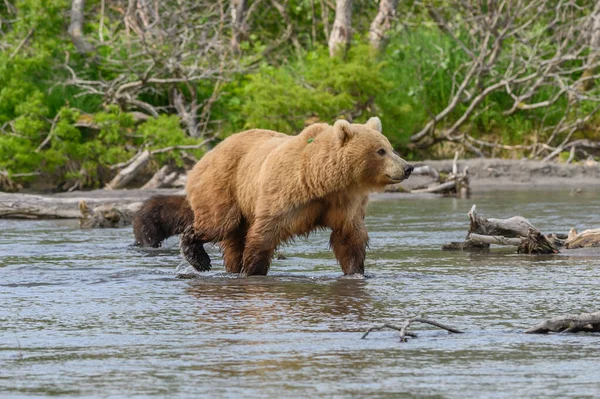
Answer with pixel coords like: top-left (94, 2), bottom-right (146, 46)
top-left (334, 117), bottom-right (413, 188)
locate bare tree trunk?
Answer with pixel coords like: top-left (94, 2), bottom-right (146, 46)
top-left (369, 0), bottom-right (399, 51)
top-left (328, 0), bottom-right (352, 57)
top-left (320, 0), bottom-right (330, 41)
top-left (579, 2), bottom-right (600, 92)
top-left (68, 0), bottom-right (94, 53)
top-left (271, 0), bottom-right (303, 56)
top-left (231, 0), bottom-right (247, 54)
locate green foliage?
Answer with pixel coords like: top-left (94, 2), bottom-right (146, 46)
top-left (378, 27), bottom-right (469, 145)
top-left (1, 0), bottom-right (599, 190)
top-left (239, 44), bottom-right (390, 133)
top-left (138, 115), bottom-right (203, 167)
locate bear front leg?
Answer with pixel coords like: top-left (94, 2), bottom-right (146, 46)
top-left (180, 226), bottom-right (212, 272)
top-left (241, 219), bottom-right (278, 276)
top-left (330, 223), bottom-right (368, 275)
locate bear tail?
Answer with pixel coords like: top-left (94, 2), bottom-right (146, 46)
top-left (179, 225), bottom-right (212, 272)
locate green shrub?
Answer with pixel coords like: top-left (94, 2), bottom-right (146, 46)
top-left (239, 44), bottom-right (390, 134)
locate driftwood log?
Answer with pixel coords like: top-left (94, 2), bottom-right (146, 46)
top-left (0, 190), bottom-right (182, 226)
top-left (443, 205), bottom-right (559, 254)
top-left (411, 152), bottom-right (470, 198)
top-left (444, 205), bottom-right (600, 252)
top-left (525, 312), bottom-right (600, 334)
top-left (565, 228), bottom-right (600, 249)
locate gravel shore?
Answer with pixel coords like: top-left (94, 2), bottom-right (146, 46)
top-left (407, 158), bottom-right (600, 190)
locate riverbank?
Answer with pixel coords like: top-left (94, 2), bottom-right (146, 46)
top-left (410, 158), bottom-right (600, 190)
top-left (1, 159), bottom-right (599, 219)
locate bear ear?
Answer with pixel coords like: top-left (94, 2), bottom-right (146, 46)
top-left (334, 119), bottom-right (355, 144)
top-left (365, 116), bottom-right (382, 133)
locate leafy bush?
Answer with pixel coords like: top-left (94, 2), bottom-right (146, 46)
top-left (239, 44), bottom-right (390, 134)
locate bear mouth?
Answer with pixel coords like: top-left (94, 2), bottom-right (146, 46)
top-left (386, 175), bottom-right (405, 183)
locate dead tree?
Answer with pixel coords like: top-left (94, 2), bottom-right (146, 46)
top-left (369, 0), bottom-right (399, 51)
top-left (230, 0), bottom-right (247, 54)
top-left (64, 0), bottom-right (233, 138)
top-left (328, 0), bottom-right (353, 57)
top-left (578, 2), bottom-right (600, 93)
top-left (68, 0), bottom-right (94, 53)
top-left (409, 1), bottom-right (600, 159)
top-left (360, 312), bottom-right (600, 341)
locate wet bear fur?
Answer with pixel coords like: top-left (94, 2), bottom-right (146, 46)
top-left (181, 117), bottom-right (413, 276)
top-left (133, 195), bottom-right (193, 248)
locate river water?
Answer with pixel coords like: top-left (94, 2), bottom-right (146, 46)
top-left (1, 188), bottom-right (599, 398)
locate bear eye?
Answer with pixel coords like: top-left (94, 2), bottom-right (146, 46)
top-left (377, 148), bottom-right (386, 156)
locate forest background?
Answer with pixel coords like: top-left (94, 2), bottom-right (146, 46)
top-left (1, 0), bottom-right (600, 191)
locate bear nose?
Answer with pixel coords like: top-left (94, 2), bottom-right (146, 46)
top-left (404, 165), bottom-right (414, 177)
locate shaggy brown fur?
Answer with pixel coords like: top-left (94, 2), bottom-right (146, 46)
top-left (133, 195), bottom-right (194, 248)
top-left (182, 117), bottom-right (413, 276)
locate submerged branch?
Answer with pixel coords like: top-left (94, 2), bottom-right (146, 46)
top-left (362, 318), bottom-right (464, 342)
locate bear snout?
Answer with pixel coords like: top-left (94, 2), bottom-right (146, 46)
top-left (404, 165), bottom-right (414, 178)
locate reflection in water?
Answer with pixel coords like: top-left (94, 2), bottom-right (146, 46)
top-left (186, 277), bottom-right (372, 333)
top-left (1, 188), bottom-right (600, 398)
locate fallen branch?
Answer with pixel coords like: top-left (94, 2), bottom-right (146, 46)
top-left (9, 25), bottom-right (35, 60)
top-left (362, 318), bottom-right (464, 342)
top-left (106, 138), bottom-right (212, 189)
top-left (149, 137), bottom-right (213, 155)
top-left (105, 150), bottom-right (151, 190)
top-left (141, 165), bottom-right (183, 189)
top-left (525, 311), bottom-right (600, 334)
top-left (35, 113), bottom-right (60, 153)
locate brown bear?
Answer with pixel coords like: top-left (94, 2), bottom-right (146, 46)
top-left (181, 117), bottom-right (413, 276)
top-left (133, 195), bottom-right (194, 247)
